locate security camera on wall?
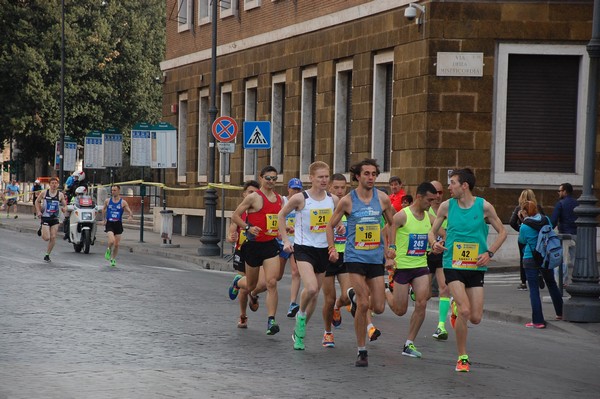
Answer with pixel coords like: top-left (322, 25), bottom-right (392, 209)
top-left (404, 6), bottom-right (417, 21)
top-left (405, 3), bottom-right (426, 25)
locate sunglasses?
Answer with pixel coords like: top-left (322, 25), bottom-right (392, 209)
top-left (263, 175), bottom-right (278, 181)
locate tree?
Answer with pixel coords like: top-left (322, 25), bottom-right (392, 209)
top-left (0, 0), bottom-right (165, 178)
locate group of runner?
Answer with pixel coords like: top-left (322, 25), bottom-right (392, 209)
top-left (34, 178), bottom-right (133, 266)
top-left (227, 159), bottom-right (507, 372)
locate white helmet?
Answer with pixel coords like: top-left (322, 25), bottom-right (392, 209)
top-left (73, 171), bottom-right (86, 181)
top-left (34, 179), bottom-right (40, 184)
top-left (75, 186), bottom-right (87, 195)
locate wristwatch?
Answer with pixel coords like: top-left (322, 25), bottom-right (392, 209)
top-left (487, 250), bottom-right (494, 258)
top-left (245, 224), bottom-right (251, 231)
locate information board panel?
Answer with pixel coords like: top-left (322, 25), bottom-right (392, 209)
top-left (151, 122), bottom-right (177, 169)
top-left (84, 130), bottom-right (105, 169)
top-left (130, 122), bottom-right (152, 167)
top-left (103, 128), bottom-right (123, 167)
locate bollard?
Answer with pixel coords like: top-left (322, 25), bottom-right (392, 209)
top-left (160, 209), bottom-right (180, 248)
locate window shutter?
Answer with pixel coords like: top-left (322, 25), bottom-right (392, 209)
top-left (505, 54), bottom-right (579, 173)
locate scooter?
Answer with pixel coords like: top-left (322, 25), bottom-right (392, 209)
top-left (67, 195), bottom-right (100, 254)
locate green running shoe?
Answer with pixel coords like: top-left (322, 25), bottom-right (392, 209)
top-left (110, 259), bottom-right (116, 268)
top-left (105, 247), bottom-right (111, 261)
top-left (295, 314), bottom-right (307, 338)
top-left (433, 326), bottom-right (448, 340)
top-left (402, 343), bottom-right (422, 358)
top-left (292, 331), bottom-right (305, 350)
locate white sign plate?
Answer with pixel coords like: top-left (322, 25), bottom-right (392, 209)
top-left (217, 142), bottom-right (235, 153)
top-left (131, 129), bottom-right (152, 167)
top-left (436, 52), bottom-right (483, 77)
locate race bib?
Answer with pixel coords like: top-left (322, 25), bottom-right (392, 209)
top-left (46, 200), bottom-right (59, 215)
top-left (309, 209), bottom-right (332, 233)
top-left (286, 215), bottom-right (295, 237)
top-left (238, 230), bottom-right (248, 245)
top-left (354, 224), bottom-right (380, 250)
top-left (451, 242), bottom-right (479, 268)
top-left (265, 214), bottom-right (279, 236)
top-left (407, 233), bottom-right (428, 256)
top-left (334, 220), bottom-right (347, 244)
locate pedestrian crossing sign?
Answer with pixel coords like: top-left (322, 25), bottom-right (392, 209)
top-left (243, 121), bottom-right (271, 149)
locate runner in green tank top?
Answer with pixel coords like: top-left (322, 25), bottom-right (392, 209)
top-left (428, 169), bottom-right (507, 373)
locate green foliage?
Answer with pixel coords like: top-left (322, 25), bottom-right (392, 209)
top-left (0, 0), bottom-right (165, 168)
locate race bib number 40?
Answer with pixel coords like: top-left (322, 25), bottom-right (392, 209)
top-left (452, 242), bottom-right (479, 268)
top-left (354, 224), bottom-right (380, 250)
top-left (310, 209), bottom-right (332, 233)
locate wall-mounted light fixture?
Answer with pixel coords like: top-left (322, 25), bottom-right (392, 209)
top-left (405, 3), bottom-right (426, 29)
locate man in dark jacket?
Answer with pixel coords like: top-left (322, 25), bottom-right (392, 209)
top-left (550, 183), bottom-right (578, 285)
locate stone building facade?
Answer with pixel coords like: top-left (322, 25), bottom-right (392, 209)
top-left (159, 0), bottom-right (597, 235)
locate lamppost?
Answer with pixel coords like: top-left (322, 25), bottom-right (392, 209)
top-left (197, 0), bottom-right (220, 256)
top-left (58, 0), bottom-right (66, 184)
top-left (563, 0), bottom-right (600, 322)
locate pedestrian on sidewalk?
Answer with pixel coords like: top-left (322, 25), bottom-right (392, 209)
top-left (4, 179), bottom-right (20, 219)
top-left (551, 182), bottom-right (578, 286)
top-left (509, 189), bottom-right (545, 291)
top-left (34, 177), bottom-right (67, 262)
top-left (518, 200), bottom-right (563, 328)
top-left (31, 179), bottom-right (43, 218)
top-left (230, 166), bottom-right (283, 336)
top-left (101, 185), bottom-right (134, 268)
top-left (429, 168), bottom-right (507, 373)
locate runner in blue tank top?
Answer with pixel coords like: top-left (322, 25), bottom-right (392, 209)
top-left (428, 168), bottom-right (506, 373)
top-left (326, 159), bottom-right (396, 367)
top-left (101, 185), bottom-right (133, 268)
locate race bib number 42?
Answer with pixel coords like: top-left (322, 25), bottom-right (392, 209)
top-left (452, 242), bottom-right (479, 268)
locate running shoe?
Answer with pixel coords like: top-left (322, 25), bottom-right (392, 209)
top-left (14, 215), bottom-right (18, 219)
top-left (517, 283), bottom-right (527, 291)
top-left (332, 307), bottom-right (342, 327)
top-left (105, 247), bottom-right (111, 261)
top-left (110, 259), bottom-right (116, 268)
top-left (295, 314), bottom-right (307, 338)
top-left (450, 299), bottom-right (457, 329)
top-left (402, 343), bottom-right (422, 358)
top-left (43, 254), bottom-right (50, 262)
top-left (322, 332), bottom-right (335, 348)
top-left (237, 315), bottom-right (248, 329)
top-left (266, 318), bottom-right (280, 335)
top-left (228, 274), bottom-right (243, 300)
top-left (455, 356), bottom-right (471, 372)
top-left (432, 326), bottom-right (448, 340)
top-left (368, 326), bottom-right (381, 342)
top-left (287, 302), bottom-right (300, 318)
top-left (355, 350), bottom-right (368, 367)
top-left (525, 322), bottom-right (546, 329)
top-left (409, 285), bottom-right (416, 302)
top-left (37, 227), bottom-right (42, 237)
top-left (292, 331), bottom-right (305, 350)
top-left (346, 287), bottom-right (357, 317)
top-left (248, 293), bottom-right (259, 312)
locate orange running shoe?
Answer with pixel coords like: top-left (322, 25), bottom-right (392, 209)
top-left (332, 307), bottom-right (342, 327)
top-left (368, 326), bottom-right (381, 342)
top-left (455, 356), bottom-right (471, 372)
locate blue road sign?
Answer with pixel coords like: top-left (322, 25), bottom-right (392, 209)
top-left (243, 121), bottom-right (271, 149)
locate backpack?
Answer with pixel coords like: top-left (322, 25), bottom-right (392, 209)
top-left (523, 219), bottom-right (563, 269)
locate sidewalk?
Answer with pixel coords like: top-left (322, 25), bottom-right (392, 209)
top-left (2, 208), bottom-right (600, 337)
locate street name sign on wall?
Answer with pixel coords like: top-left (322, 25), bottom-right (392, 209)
top-left (130, 122), bottom-right (152, 167)
top-left (103, 128), bottom-right (123, 167)
top-left (55, 136), bottom-right (77, 172)
top-left (151, 122), bottom-right (177, 169)
top-left (436, 52), bottom-right (484, 77)
top-left (84, 130), bottom-right (105, 169)
top-left (243, 121), bottom-right (271, 149)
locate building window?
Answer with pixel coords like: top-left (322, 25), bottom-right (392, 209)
top-left (198, 0), bottom-right (211, 26)
top-left (220, 0), bottom-right (238, 19)
top-left (271, 73), bottom-right (286, 174)
top-left (334, 60), bottom-right (353, 175)
top-left (177, 0), bottom-right (193, 32)
top-left (245, 0), bottom-right (261, 11)
top-left (372, 52), bottom-right (393, 175)
top-left (220, 83), bottom-right (232, 181)
top-left (300, 67), bottom-right (317, 177)
top-left (178, 93), bottom-right (188, 182)
top-left (494, 43), bottom-right (589, 186)
top-left (244, 78), bottom-right (258, 179)
top-left (197, 88), bottom-right (209, 182)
